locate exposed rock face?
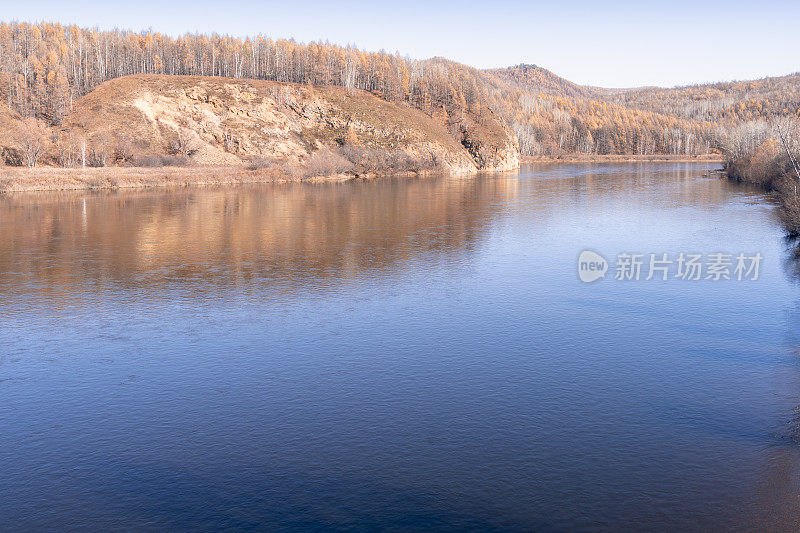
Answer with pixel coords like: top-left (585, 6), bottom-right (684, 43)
top-left (462, 138), bottom-right (521, 172)
top-left (60, 75), bottom-right (519, 174)
top-left (490, 142), bottom-right (521, 172)
top-left (455, 113), bottom-right (521, 172)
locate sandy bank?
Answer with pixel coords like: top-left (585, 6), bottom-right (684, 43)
top-left (0, 156), bottom-right (727, 194)
top-left (0, 166), bottom-right (366, 193)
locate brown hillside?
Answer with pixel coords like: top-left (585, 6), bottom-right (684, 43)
top-left (0, 102), bottom-right (22, 164)
top-left (1, 22), bottom-right (797, 162)
top-left (485, 64), bottom-right (593, 99)
top-left (62, 75), bottom-right (519, 173)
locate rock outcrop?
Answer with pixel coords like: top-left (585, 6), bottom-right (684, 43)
top-left (58, 75), bottom-right (519, 174)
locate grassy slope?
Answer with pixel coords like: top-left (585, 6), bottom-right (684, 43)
top-left (0, 101), bottom-right (20, 155)
top-left (61, 75), bottom-right (480, 171)
top-left (4, 65), bottom-right (797, 176)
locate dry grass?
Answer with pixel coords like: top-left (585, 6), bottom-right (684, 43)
top-left (0, 165), bottom-right (355, 193)
top-left (55, 75), bottom-right (482, 173)
top-left (1, 75), bottom-right (517, 177)
top-left (316, 86), bottom-right (465, 152)
top-left (0, 101), bottom-right (22, 162)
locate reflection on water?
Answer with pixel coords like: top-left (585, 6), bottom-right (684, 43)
top-left (0, 164), bottom-right (761, 296)
top-left (2, 163), bottom-right (800, 531)
top-left (0, 177), bottom-right (517, 298)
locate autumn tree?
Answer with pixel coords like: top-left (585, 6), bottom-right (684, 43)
top-left (14, 116), bottom-right (49, 167)
top-left (0, 21), bottom-right (792, 159)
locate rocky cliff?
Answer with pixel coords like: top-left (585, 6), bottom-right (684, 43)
top-left (55, 75), bottom-right (519, 175)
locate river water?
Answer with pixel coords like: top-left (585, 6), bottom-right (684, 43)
top-left (2, 163), bottom-right (800, 530)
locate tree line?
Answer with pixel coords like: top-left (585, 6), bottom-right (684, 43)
top-left (0, 22), bottom-right (490, 126)
top-left (0, 21), bottom-right (796, 160)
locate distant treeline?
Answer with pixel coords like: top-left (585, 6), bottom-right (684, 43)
top-left (1, 22), bottom-right (797, 157)
top-left (0, 22), bottom-right (490, 126)
top-left (491, 65), bottom-right (800, 156)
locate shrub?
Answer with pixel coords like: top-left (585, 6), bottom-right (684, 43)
top-left (136, 155), bottom-right (164, 167)
top-left (302, 148), bottom-right (354, 177)
top-left (86, 149), bottom-right (107, 167)
top-left (132, 154), bottom-right (190, 167)
top-left (337, 145), bottom-right (441, 174)
top-left (160, 155), bottom-right (190, 167)
top-left (113, 136), bottom-right (138, 165)
top-left (247, 157), bottom-right (275, 171)
top-left (1, 147), bottom-right (23, 167)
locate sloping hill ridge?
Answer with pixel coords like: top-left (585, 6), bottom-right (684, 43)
top-left (1, 23), bottom-right (797, 167)
top-left (599, 72), bottom-right (800, 123)
top-left (485, 64), bottom-right (595, 98)
top-left (60, 75), bottom-right (519, 173)
top-left (0, 103), bottom-right (23, 165)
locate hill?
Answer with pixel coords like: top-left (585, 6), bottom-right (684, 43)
top-left (481, 69), bottom-right (717, 156)
top-left (1, 74), bottom-right (520, 174)
top-left (0, 21), bottom-right (797, 173)
top-left (480, 68), bottom-right (800, 157)
top-left (0, 101), bottom-right (28, 165)
top-left (599, 73), bottom-right (800, 123)
top-left (485, 64), bottom-right (593, 99)
top-left (62, 75), bottom-right (493, 173)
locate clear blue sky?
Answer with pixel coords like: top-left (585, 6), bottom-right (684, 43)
top-left (5, 0), bottom-right (799, 88)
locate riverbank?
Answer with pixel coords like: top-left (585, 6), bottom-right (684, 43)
top-left (523, 154), bottom-right (724, 164)
top-left (726, 167), bottom-right (800, 236)
top-left (0, 165), bottom-right (370, 193)
top-left (724, 142), bottom-right (800, 236)
top-left (0, 157), bottom-right (725, 193)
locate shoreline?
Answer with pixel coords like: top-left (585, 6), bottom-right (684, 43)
top-left (522, 154), bottom-right (724, 164)
top-left (0, 166), bottom-right (372, 194)
top-left (725, 169), bottom-right (800, 237)
top-left (0, 156), bottom-right (725, 193)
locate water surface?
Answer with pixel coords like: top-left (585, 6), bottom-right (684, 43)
top-left (2, 163), bottom-right (800, 530)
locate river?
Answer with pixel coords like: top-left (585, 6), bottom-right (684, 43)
top-left (2, 162), bottom-right (800, 530)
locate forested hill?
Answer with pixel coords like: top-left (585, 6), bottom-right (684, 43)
top-left (483, 65), bottom-right (800, 156)
top-left (485, 64), bottom-right (594, 99)
top-left (0, 21), bottom-right (797, 167)
top-left (599, 73), bottom-right (800, 123)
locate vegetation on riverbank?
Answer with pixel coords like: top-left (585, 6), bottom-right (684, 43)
top-left (0, 165), bottom-right (362, 193)
top-left (723, 119), bottom-right (800, 234)
top-left (522, 154), bottom-right (723, 164)
top-left (0, 159), bottom-right (468, 193)
top-left (1, 74), bottom-right (518, 177)
top-left (0, 21), bottom-right (798, 178)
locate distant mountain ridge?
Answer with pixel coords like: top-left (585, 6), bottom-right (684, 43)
top-left (480, 65), bottom-right (800, 156)
top-left (484, 64), bottom-right (593, 98)
top-left (486, 64), bottom-right (800, 127)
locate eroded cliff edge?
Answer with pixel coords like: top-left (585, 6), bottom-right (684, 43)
top-left (2, 75), bottom-right (520, 179)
